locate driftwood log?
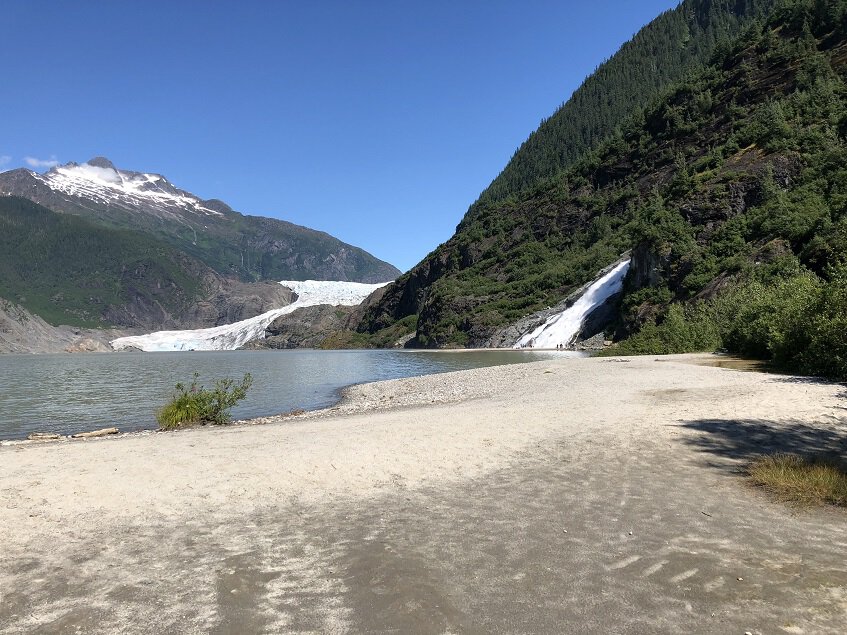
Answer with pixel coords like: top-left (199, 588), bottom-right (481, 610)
top-left (70, 427), bottom-right (119, 439)
top-left (27, 432), bottom-right (63, 441)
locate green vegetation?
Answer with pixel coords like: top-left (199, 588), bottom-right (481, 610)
top-left (598, 303), bottom-right (722, 355)
top-left (156, 373), bottom-right (253, 430)
top-left (607, 263), bottom-right (847, 380)
top-left (361, 0), bottom-right (847, 379)
top-left (320, 314), bottom-right (418, 349)
top-left (749, 453), bottom-right (847, 507)
top-left (478, 0), bottom-right (780, 206)
top-left (0, 196), bottom-right (210, 327)
top-left (171, 211), bottom-right (399, 284)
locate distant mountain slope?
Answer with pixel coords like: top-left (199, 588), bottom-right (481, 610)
top-left (0, 157), bottom-right (400, 283)
top-left (0, 196), bottom-right (294, 329)
top-left (476, 0), bottom-right (779, 208)
top-left (358, 0), bottom-right (847, 348)
top-left (0, 298), bottom-right (125, 353)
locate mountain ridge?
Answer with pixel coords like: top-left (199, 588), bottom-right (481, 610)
top-left (475, 0), bottom-right (780, 208)
top-left (0, 157), bottom-right (400, 284)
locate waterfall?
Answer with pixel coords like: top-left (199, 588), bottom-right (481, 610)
top-left (514, 259), bottom-right (630, 349)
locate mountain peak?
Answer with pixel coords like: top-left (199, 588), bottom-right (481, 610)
top-left (0, 155), bottom-right (401, 285)
top-left (86, 156), bottom-right (116, 170)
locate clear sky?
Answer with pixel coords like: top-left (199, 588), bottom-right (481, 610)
top-left (3, 0), bottom-right (680, 273)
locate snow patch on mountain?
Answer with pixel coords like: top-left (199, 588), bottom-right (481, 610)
top-left (36, 159), bottom-right (222, 218)
top-left (110, 280), bottom-right (389, 352)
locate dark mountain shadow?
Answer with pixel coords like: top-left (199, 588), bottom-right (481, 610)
top-left (676, 418), bottom-right (847, 474)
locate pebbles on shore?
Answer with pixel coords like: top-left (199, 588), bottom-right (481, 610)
top-left (239, 362), bottom-right (548, 426)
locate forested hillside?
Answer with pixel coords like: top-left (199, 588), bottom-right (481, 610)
top-left (477, 0), bottom-right (779, 206)
top-left (357, 0), bottom-right (787, 347)
top-left (356, 0), bottom-right (847, 381)
top-left (0, 196), bottom-right (216, 328)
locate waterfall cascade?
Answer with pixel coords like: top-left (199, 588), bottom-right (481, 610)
top-left (514, 259), bottom-right (631, 349)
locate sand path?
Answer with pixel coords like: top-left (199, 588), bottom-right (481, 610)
top-left (1, 354), bottom-right (846, 633)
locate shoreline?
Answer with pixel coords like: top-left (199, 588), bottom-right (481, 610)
top-left (3, 353), bottom-right (845, 632)
top-left (0, 350), bottom-right (756, 447)
top-left (0, 352), bottom-right (835, 490)
top-left (0, 347), bottom-right (578, 446)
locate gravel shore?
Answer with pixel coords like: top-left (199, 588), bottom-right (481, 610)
top-left (1, 353), bottom-right (846, 633)
top-left (244, 358), bottom-right (534, 425)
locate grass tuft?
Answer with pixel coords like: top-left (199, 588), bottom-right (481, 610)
top-left (156, 393), bottom-right (204, 429)
top-left (749, 453), bottom-right (847, 507)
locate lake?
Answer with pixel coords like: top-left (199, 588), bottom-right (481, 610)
top-left (0, 349), bottom-right (577, 440)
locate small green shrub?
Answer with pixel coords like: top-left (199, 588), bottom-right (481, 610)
top-left (156, 372), bottom-right (253, 430)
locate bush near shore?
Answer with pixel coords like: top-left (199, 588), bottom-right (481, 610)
top-left (602, 262), bottom-right (847, 381)
top-left (156, 373), bottom-right (253, 430)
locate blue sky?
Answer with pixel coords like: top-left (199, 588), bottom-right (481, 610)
top-left (3, 0), bottom-right (679, 273)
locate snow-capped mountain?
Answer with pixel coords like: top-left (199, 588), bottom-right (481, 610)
top-left (36, 157), bottom-right (223, 221)
top-left (111, 280), bottom-right (389, 351)
top-left (0, 157), bottom-right (400, 284)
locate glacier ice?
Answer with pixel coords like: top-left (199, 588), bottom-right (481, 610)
top-left (110, 280), bottom-right (389, 352)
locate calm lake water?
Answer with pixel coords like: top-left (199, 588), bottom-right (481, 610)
top-left (0, 349), bottom-right (576, 440)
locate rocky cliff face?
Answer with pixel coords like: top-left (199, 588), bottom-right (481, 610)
top-left (255, 305), bottom-right (357, 349)
top-left (0, 299), bottom-right (131, 354)
top-left (100, 275), bottom-right (298, 331)
top-left (186, 280), bottom-right (296, 328)
top-left (247, 285), bottom-right (394, 350)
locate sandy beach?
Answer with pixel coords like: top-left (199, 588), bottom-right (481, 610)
top-left (1, 353), bottom-right (846, 633)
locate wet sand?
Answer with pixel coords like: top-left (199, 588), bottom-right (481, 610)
top-left (679, 353), bottom-right (771, 373)
top-left (1, 353), bottom-right (846, 633)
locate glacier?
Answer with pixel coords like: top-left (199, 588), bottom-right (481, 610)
top-left (514, 259), bottom-right (631, 349)
top-left (111, 280), bottom-right (389, 352)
